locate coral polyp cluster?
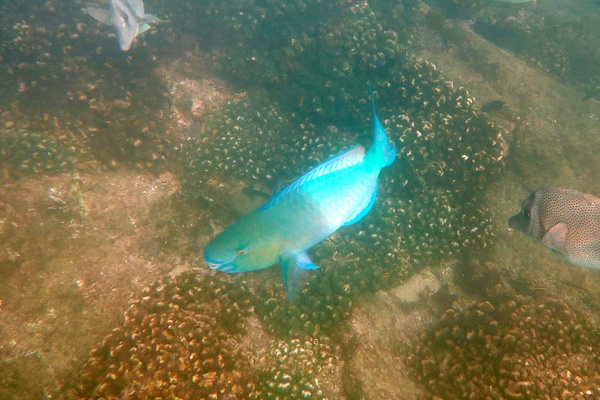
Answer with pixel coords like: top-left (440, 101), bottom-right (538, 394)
top-left (63, 271), bottom-right (341, 399)
top-left (190, 0), bottom-right (416, 121)
top-left (0, 128), bottom-right (78, 173)
top-left (64, 272), bottom-right (254, 399)
top-left (253, 338), bottom-right (339, 400)
top-left (409, 297), bottom-right (600, 399)
top-left (0, 0), bottom-right (174, 176)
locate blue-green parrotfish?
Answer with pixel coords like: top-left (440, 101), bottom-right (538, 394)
top-left (203, 90), bottom-right (397, 299)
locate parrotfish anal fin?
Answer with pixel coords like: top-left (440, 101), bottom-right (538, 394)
top-left (343, 181), bottom-right (378, 226)
top-left (85, 7), bottom-right (112, 25)
top-left (281, 251), bottom-right (319, 300)
top-left (542, 222), bottom-right (568, 253)
top-left (262, 145), bottom-right (366, 210)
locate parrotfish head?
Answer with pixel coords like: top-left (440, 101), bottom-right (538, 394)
top-left (203, 221), bottom-right (281, 273)
top-left (509, 191), bottom-right (542, 239)
top-left (110, 0), bottom-right (138, 51)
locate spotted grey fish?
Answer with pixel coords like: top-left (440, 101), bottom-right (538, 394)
top-left (509, 187), bottom-right (600, 269)
top-left (84, 0), bottom-right (164, 51)
top-left (204, 90), bottom-right (396, 299)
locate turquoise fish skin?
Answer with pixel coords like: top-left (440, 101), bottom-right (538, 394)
top-left (203, 92), bottom-right (396, 299)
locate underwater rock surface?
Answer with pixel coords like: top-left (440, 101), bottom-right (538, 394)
top-left (1, 0), bottom-right (600, 398)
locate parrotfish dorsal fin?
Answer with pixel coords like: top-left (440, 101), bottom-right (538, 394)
top-left (261, 144), bottom-right (365, 210)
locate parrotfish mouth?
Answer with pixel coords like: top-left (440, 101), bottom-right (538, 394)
top-left (203, 253), bottom-right (226, 270)
top-left (205, 261), bottom-right (222, 270)
top-left (204, 254), bottom-right (238, 272)
top-left (209, 262), bottom-right (241, 273)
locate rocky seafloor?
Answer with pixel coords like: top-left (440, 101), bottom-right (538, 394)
top-left (1, 0), bottom-right (600, 399)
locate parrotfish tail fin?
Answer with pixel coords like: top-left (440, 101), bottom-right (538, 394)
top-left (281, 251), bottom-right (319, 301)
top-left (143, 14), bottom-right (166, 23)
top-left (367, 84), bottom-right (396, 168)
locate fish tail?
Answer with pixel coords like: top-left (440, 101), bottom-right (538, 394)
top-left (367, 85), bottom-right (396, 168)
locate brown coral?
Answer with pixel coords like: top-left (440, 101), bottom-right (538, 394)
top-left (409, 297), bottom-right (600, 399)
top-left (63, 272), bottom-right (255, 399)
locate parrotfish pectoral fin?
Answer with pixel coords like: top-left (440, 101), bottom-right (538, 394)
top-left (542, 222), bottom-right (568, 253)
top-left (84, 7), bottom-right (112, 25)
top-left (367, 85), bottom-right (396, 168)
top-left (262, 145), bottom-right (366, 210)
top-left (281, 251), bottom-right (319, 300)
top-left (139, 23), bottom-right (151, 33)
top-left (343, 181), bottom-right (378, 226)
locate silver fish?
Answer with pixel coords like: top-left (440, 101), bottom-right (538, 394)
top-left (509, 187), bottom-right (600, 269)
top-left (84, 0), bottom-right (164, 51)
